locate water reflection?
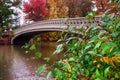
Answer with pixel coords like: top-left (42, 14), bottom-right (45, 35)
top-left (0, 42), bottom-right (60, 80)
top-left (0, 45), bottom-right (13, 80)
top-left (40, 42), bottom-right (63, 63)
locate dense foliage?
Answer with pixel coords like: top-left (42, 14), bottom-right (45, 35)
top-left (47, 0), bottom-right (93, 18)
top-left (40, 32), bottom-right (62, 41)
top-left (51, 13), bottom-right (120, 79)
top-left (48, 1), bottom-right (120, 79)
top-left (47, 0), bottom-right (68, 18)
top-left (24, 12), bottom-right (120, 79)
top-left (64, 0), bottom-right (93, 17)
top-left (0, 0), bottom-right (20, 31)
top-left (23, 0), bottom-right (49, 21)
top-left (90, 0), bottom-right (120, 14)
top-left (23, 0), bottom-right (93, 20)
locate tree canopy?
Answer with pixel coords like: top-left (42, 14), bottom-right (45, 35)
top-left (90, 0), bottom-right (119, 15)
top-left (65, 0), bottom-right (93, 17)
top-left (0, 0), bottom-right (21, 31)
top-left (23, 0), bottom-right (93, 21)
top-left (23, 0), bottom-right (49, 21)
top-left (48, 0), bottom-right (93, 18)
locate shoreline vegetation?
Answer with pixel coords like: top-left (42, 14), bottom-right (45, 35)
top-left (0, 37), bottom-right (11, 45)
top-left (0, 31), bottom-right (13, 45)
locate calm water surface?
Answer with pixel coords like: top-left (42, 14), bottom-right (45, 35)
top-left (0, 42), bottom-right (62, 80)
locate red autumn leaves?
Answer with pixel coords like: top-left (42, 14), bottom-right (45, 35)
top-left (23, 0), bottom-right (49, 21)
top-left (23, 0), bottom-right (118, 21)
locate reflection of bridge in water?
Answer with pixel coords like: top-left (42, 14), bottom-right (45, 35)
top-left (11, 17), bottom-right (101, 45)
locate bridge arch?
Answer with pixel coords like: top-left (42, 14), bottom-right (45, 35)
top-left (11, 26), bottom-right (68, 45)
top-left (11, 17), bottom-right (101, 45)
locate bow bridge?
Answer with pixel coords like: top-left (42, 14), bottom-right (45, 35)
top-left (11, 17), bottom-right (101, 45)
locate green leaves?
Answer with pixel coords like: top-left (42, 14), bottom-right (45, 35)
top-left (101, 42), bottom-right (117, 56)
top-left (104, 67), bottom-right (110, 78)
top-left (37, 64), bottom-right (46, 74)
top-left (45, 71), bottom-right (52, 79)
top-left (94, 42), bottom-right (101, 49)
top-left (68, 57), bottom-right (76, 62)
top-left (53, 44), bottom-right (63, 54)
top-left (29, 44), bottom-right (36, 51)
top-left (35, 52), bottom-right (42, 58)
top-left (95, 69), bottom-right (101, 78)
top-left (44, 57), bottom-right (50, 62)
top-left (86, 11), bottom-right (96, 20)
top-left (111, 0), bottom-right (120, 7)
top-left (94, 67), bottom-right (110, 79)
top-left (36, 37), bottom-right (41, 42)
top-left (111, 32), bottom-right (118, 37)
top-left (53, 68), bottom-right (63, 79)
top-left (113, 18), bottom-right (120, 26)
top-left (22, 43), bottom-right (30, 49)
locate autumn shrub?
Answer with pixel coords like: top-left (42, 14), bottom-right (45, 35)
top-left (40, 32), bottom-right (62, 41)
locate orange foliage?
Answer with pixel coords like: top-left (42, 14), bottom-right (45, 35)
top-left (65, 0), bottom-right (93, 17)
top-left (47, 0), bottom-right (68, 19)
top-left (102, 54), bottom-right (120, 67)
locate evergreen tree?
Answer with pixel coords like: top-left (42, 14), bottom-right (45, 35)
top-left (0, 0), bottom-right (21, 31)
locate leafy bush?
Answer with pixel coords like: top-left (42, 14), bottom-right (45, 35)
top-left (32, 12), bottom-right (120, 80)
top-left (48, 6), bottom-right (120, 80)
top-left (23, 1), bottom-right (120, 80)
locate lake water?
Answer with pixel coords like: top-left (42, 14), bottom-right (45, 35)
top-left (0, 42), bottom-right (62, 80)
